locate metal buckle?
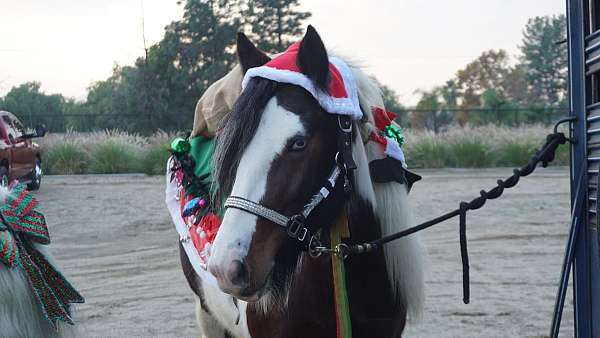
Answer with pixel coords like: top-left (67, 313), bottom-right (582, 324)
top-left (338, 116), bottom-right (352, 133)
top-left (287, 215), bottom-right (307, 241)
top-left (297, 228), bottom-right (308, 242)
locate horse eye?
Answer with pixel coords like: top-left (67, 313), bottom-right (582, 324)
top-left (290, 137), bottom-right (308, 151)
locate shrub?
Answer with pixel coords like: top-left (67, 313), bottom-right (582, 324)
top-left (140, 143), bottom-right (170, 175)
top-left (43, 141), bottom-right (89, 174)
top-left (449, 136), bottom-right (493, 168)
top-left (404, 133), bottom-right (452, 168)
top-left (495, 140), bottom-right (537, 167)
top-left (89, 140), bottom-right (141, 174)
top-left (37, 126), bottom-right (568, 174)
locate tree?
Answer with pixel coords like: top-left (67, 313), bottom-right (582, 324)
top-left (0, 82), bottom-right (66, 132)
top-left (502, 65), bottom-right (529, 105)
top-left (244, 0), bottom-right (311, 53)
top-left (412, 89), bottom-right (440, 131)
top-left (84, 0), bottom-right (312, 133)
top-left (85, 0), bottom-right (243, 132)
top-left (456, 49), bottom-right (511, 108)
top-left (519, 15), bottom-right (567, 107)
top-left (377, 83), bottom-right (405, 124)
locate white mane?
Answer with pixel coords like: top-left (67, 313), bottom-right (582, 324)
top-left (349, 65), bottom-right (426, 321)
top-left (0, 186), bottom-right (75, 338)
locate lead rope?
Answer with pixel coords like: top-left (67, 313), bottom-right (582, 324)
top-left (331, 212), bottom-right (352, 338)
top-left (317, 118), bottom-right (575, 305)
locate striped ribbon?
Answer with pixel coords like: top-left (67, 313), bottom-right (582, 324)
top-left (331, 213), bottom-right (352, 338)
top-left (0, 184), bottom-right (84, 329)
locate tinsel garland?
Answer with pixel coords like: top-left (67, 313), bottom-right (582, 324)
top-left (170, 137), bottom-right (211, 203)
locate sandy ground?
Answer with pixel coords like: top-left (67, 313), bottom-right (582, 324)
top-left (37, 168), bottom-right (574, 338)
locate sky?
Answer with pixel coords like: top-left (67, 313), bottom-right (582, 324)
top-left (0, 0), bottom-right (565, 105)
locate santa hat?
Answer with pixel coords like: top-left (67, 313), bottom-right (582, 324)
top-left (241, 42), bottom-right (363, 120)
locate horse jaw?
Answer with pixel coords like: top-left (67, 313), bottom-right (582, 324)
top-left (208, 97), bottom-right (305, 300)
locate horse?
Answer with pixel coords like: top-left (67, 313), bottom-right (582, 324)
top-left (180, 26), bottom-right (425, 338)
top-left (0, 185), bottom-right (80, 338)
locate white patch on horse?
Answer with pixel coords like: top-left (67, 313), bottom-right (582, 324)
top-left (209, 97), bottom-right (305, 279)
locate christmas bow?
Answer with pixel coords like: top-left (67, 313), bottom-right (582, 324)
top-left (0, 185), bottom-right (84, 329)
top-left (370, 107), bottom-right (406, 166)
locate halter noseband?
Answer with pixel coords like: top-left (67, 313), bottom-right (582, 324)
top-left (224, 116), bottom-right (355, 250)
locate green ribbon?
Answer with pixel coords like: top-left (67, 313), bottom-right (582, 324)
top-left (171, 137), bottom-right (191, 154)
top-left (383, 124), bottom-right (405, 147)
top-left (331, 220), bottom-right (352, 338)
top-left (0, 185), bottom-right (84, 329)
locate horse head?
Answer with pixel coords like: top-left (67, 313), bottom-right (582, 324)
top-left (208, 26), bottom-right (347, 303)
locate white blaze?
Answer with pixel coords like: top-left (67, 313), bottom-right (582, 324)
top-left (209, 97), bottom-right (305, 269)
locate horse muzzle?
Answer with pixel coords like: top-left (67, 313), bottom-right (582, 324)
top-left (208, 257), bottom-right (271, 301)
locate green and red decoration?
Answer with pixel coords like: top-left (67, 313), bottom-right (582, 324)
top-left (368, 107), bottom-right (421, 191)
top-left (170, 135), bottom-right (223, 266)
top-left (0, 184), bottom-right (84, 329)
top-left (370, 107), bottom-right (406, 166)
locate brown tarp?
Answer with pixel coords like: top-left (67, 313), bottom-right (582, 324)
top-left (191, 65), bottom-right (244, 138)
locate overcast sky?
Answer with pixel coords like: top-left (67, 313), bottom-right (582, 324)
top-left (0, 0), bottom-right (565, 105)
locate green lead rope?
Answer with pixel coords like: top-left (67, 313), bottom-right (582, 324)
top-left (331, 219), bottom-right (352, 338)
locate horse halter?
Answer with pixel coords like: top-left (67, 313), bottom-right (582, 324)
top-left (224, 116), bottom-right (356, 250)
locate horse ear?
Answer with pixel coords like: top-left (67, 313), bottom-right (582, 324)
top-left (237, 32), bottom-right (271, 74)
top-left (297, 25), bottom-right (329, 92)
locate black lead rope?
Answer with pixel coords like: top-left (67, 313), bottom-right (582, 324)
top-left (345, 124), bottom-right (572, 304)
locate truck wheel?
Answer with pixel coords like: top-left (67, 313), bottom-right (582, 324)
top-left (0, 167), bottom-right (7, 189)
top-left (27, 159), bottom-right (42, 191)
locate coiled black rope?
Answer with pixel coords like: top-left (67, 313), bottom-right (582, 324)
top-left (348, 126), bottom-right (571, 304)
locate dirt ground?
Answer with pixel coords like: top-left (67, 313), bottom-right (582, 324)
top-left (38, 168), bottom-right (574, 338)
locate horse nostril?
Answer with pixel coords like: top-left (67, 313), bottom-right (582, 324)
top-left (227, 260), bottom-right (249, 286)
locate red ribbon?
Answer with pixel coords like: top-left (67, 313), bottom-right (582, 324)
top-left (372, 107), bottom-right (397, 131)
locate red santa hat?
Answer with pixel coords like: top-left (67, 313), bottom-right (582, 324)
top-left (241, 42), bottom-right (363, 120)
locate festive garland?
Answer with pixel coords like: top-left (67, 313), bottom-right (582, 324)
top-left (170, 137), bottom-right (211, 202)
top-left (169, 136), bottom-right (222, 260)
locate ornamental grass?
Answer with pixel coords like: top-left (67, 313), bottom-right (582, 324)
top-left (37, 126), bottom-right (567, 175)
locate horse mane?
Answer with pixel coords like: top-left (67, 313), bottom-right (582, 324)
top-left (213, 60), bottom-right (425, 321)
top-left (349, 65), bottom-right (426, 321)
top-left (213, 77), bottom-right (279, 205)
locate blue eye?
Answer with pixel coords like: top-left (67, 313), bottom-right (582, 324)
top-left (290, 137), bottom-right (308, 151)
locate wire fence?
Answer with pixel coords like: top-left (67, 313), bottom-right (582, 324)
top-left (395, 107), bottom-right (568, 132)
top-left (12, 107), bottom-right (569, 134)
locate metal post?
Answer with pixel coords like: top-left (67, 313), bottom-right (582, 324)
top-left (567, 0), bottom-right (600, 337)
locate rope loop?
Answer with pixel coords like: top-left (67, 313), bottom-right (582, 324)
top-left (344, 122), bottom-right (572, 303)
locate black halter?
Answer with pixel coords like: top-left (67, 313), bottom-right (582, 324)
top-left (224, 115), bottom-right (356, 250)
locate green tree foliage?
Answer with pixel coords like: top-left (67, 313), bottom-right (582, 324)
top-left (83, 0), bottom-right (311, 133)
top-left (520, 15), bottom-right (567, 106)
top-left (0, 82), bottom-right (66, 132)
top-left (412, 88), bottom-right (453, 132)
top-left (456, 49), bottom-right (511, 109)
top-left (440, 13), bottom-right (567, 128)
top-left (85, 0), bottom-right (243, 132)
top-left (244, 0), bottom-right (311, 53)
top-left (378, 83), bottom-right (405, 124)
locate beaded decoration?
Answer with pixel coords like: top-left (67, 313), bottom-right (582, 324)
top-left (170, 136), bottom-right (222, 267)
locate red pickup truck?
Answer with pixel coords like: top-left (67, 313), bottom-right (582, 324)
top-left (0, 111), bottom-right (45, 190)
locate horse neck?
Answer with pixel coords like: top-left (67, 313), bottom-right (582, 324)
top-left (246, 194), bottom-right (406, 338)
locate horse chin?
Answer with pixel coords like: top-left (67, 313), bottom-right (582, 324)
top-left (231, 269), bottom-right (274, 303)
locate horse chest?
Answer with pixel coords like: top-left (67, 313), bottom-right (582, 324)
top-left (246, 251), bottom-right (406, 338)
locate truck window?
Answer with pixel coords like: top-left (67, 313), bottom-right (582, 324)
top-left (2, 116), bottom-right (22, 142)
top-left (10, 118), bottom-right (25, 137)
